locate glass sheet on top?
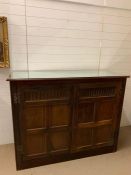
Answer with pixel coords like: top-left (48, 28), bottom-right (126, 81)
top-left (8, 70), bottom-right (129, 80)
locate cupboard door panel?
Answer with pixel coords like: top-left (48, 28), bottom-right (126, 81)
top-left (24, 105), bottom-right (46, 129)
top-left (50, 130), bottom-right (70, 153)
top-left (95, 100), bottom-right (116, 121)
top-left (74, 128), bottom-right (93, 150)
top-left (77, 102), bottom-right (95, 123)
top-left (49, 103), bottom-right (71, 127)
top-left (24, 131), bottom-right (47, 156)
top-left (94, 125), bottom-right (113, 145)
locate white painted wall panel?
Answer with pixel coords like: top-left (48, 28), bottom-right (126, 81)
top-left (102, 32), bottom-right (131, 41)
top-left (26, 0), bottom-right (103, 72)
top-left (0, 70), bottom-right (13, 145)
top-left (26, 6), bottom-right (103, 22)
top-left (0, 0), bottom-right (8, 3)
top-left (26, 0), bottom-right (103, 13)
top-left (9, 44), bottom-right (27, 53)
top-left (61, 0), bottom-right (104, 6)
top-left (28, 60), bottom-right (99, 70)
top-left (0, 3), bottom-right (25, 15)
top-left (28, 46), bottom-right (100, 55)
top-left (103, 24), bottom-right (131, 34)
top-left (106, 0), bottom-right (131, 10)
top-left (8, 4), bottom-right (25, 15)
top-left (9, 35), bottom-right (26, 45)
top-left (28, 37), bottom-right (101, 47)
top-left (9, 25), bottom-right (26, 36)
top-left (27, 26), bottom-right (102, 39)
top-left (102, 40), bottom-right (131, 48)
top-left (103, 7), bottom-right (131, 17)
top-left (104, 15), bottom-right (131, 26)
top-left (0, 4), bottom-right (9, 13)
top-left (27, 17), bottom-right (103, 31)
top-left (101, 48), bottom-right (131, 56)
top-left (8, 15), bottom-right (26, 25)
top-left (9, 0), bottom-right (25, 5)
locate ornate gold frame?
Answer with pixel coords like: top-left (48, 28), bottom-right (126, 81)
top-left (0, 17), bottom-right (9, 68)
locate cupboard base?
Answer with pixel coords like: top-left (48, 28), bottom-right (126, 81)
top-left (17, 145), bottom-right (116, 170)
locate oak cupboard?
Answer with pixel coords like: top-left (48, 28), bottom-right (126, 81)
top-left (8, 70), bottom-right (129, 170)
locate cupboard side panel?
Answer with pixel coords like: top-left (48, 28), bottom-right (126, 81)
top-left (10, 82), bottom-right (23, 170)
top-left (113, 79), bottom-right (127, 151)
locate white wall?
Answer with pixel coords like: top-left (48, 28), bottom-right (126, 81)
top-left (0, 0), bottom-right (131, 145)
top-left (0, 69), bottom-right (13, 145)
top-left (106, 0), bottom-right (131, 10)
top-left (63, 0), bottom-right (131, 10)
top-left (62, 0), bottom-right (104, 6)
top-left (0, 0), bottom-right (27, 145)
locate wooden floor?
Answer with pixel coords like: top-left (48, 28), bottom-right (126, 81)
top-left (0, 126), bottom-right (131, 175)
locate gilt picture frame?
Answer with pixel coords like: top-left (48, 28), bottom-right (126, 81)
top-left (0, 17), bottom-right (9, 68)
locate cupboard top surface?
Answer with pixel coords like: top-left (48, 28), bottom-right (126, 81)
top-left (7, 70), bottom-right (129, 81)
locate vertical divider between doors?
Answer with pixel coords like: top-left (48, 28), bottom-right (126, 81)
top-left (70, 84), bottom-right (78, 152)
top-left (46, 102), bottom-right (52, 155)
top-left (92, 102), bottom-right (97, 146)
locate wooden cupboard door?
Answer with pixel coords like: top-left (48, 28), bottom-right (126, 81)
top-left (19, 84), bottom-right (73, 158)
top-left (73, 82), bottom-right (119, 151)
top-left (73, 100), bottom-right (115, 151)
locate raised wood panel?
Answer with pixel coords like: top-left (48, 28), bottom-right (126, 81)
top-left (94, 125), bottom-right (113, 145)
top-left (49, 130), bottom-right (70, 153)
top-left (96, 100), bottom-right (116, 121)
top-left (49, 103), bottom-right (71, 127)
top-left (24, 131), bottom-right (47, 156)
top-left (74, 128), bottom-right (93, 150)
top-left (24, 104), bottom-right (46, 129)
top-left (77, 102), bottom-right (95, 124)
